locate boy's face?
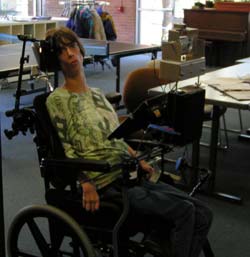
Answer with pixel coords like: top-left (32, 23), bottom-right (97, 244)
top-left (58, 39), bottom-right (83, 77)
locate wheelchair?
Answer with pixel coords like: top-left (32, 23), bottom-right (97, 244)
top-left (6, 92), bottom-right (215, 257)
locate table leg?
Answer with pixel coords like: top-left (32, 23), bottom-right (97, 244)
top-left (191, 139), bottom-right (200, 189)
top-left (115, 57), bottom-right (121, 93)
top-left (238, 128), bottom-right (250, 141)
top-left (208, 105), bottom-right (242, 204)
top-left (151, 50), bottom-right (158, 60)
top-left (0, 113), bottom-right (6, 257)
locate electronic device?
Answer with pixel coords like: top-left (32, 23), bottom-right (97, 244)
top-left (109, 85), bottom-right (205, 146)
top-left (32, 39), bottom-right (60, 72)
top-left (160, 23), bottom-right (206, 82)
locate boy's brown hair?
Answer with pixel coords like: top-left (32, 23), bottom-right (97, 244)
top-left (45, 26), bottom-right (85, 58)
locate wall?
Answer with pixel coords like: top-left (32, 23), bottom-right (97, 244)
top-left (41, 0), bottom-right (136, 43)
top-left (106, 0), bottom-right (136, 43)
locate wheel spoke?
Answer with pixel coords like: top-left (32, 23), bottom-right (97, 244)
top-left (27, 219), bottom-right (51, 256)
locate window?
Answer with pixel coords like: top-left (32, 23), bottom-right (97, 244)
top-left (0, 0), bottom-right (29, 17)
top-left (174, 0), bottom-right (196, 18)
top-left (137, 0), bottom-right (199, 45)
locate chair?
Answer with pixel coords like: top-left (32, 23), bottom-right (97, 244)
top-left (6, 92), bottom-right (170, 257)
top-left (122, 67), bottom-right (170, 113)
top-left (7, 91), bottom-right (214, 257)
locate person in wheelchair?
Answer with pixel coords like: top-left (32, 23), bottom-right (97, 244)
top-left (45, 26), bottom-right (213, 257)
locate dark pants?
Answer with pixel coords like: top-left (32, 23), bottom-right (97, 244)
top-left (127, 180), bottom-right (213, 257)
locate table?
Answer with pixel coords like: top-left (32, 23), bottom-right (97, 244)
top-left (0, 36), bottom-right (161, 92)
top-left (234, 56), bottom-right (250, 138)
top-left (107, 41), bottom-right (160, 92)
top-left (79, 38), bottom-right (161, 92)
top-left (152, 62), bottom-right (250, 203)
top-left (236, 56), bottom-right (250, 63)
top-left (0, 42), bottom-right (38, 78)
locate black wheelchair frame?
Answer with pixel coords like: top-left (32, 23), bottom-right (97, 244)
top-left (5, 92), bottom-right (167, 257)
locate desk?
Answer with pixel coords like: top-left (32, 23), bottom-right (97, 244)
top-left (0, 43), bottom-right (37, 79)
top-left (229, 56), bottom-right (250, 138)
top-left (79, 38), bottom-right (161, 92)
top-left (236, 56), bottom-right (250, 63)
top-left (108, 41), bottom-right (160, 92)
top-left (0, 38), bottom-right (161, 92)
top-left (152, 63), bottom-right (250, 203)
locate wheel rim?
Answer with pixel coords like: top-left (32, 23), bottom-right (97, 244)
top-left (7, 204), bottom-right (96, 257)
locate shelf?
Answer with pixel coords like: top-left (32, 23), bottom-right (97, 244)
top-left (12, 25), bottom-right (24, 35)
top-left (0, 20), bottom-right (58, 42)
top-left (23, 24), bottom-right (34, 36)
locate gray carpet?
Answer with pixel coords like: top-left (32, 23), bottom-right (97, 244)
top-left (1, 54), bottom-right (250, 256)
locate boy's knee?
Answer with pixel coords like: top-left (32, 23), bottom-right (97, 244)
top-left (184, 200), bottom-right (196, 215)
top-left (177, 200), bottom-right (196, 222)
top-left (196, 205), bottom-right (213, 233)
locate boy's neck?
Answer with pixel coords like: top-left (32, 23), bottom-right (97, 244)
top-left (63, 74), bottom-right (89, 93)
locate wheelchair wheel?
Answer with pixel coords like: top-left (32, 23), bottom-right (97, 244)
top-left (7, 204), bottom-right (97, 257)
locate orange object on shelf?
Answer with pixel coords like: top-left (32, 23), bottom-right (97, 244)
top-left (215, 2), bottom-right (250, 12)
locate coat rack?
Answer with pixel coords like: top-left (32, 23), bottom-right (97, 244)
top-left (61, 0), bottom-right (110, 16)
top-left (71, 0), bottom-right (110, 7)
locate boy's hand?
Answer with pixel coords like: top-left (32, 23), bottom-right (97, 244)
top-left (81, 182), bottom-right (100, 212)
top-left (139, 160), bottom-right (155, 180)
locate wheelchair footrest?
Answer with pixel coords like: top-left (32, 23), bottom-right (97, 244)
top-left (143, 238), bottom-right (172, 257)
top-left (143, 239), bottom-right (164, 256)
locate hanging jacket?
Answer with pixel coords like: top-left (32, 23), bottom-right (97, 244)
top-left (67, 7), bottom-right (94, 38)
top-left (91, 9), bottom-right (106, 40)
top-left (100, 11), bottom-right (117, 41)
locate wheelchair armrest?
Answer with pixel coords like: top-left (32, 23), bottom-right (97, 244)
top-left (41, 157), bottom-right (116, 172)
